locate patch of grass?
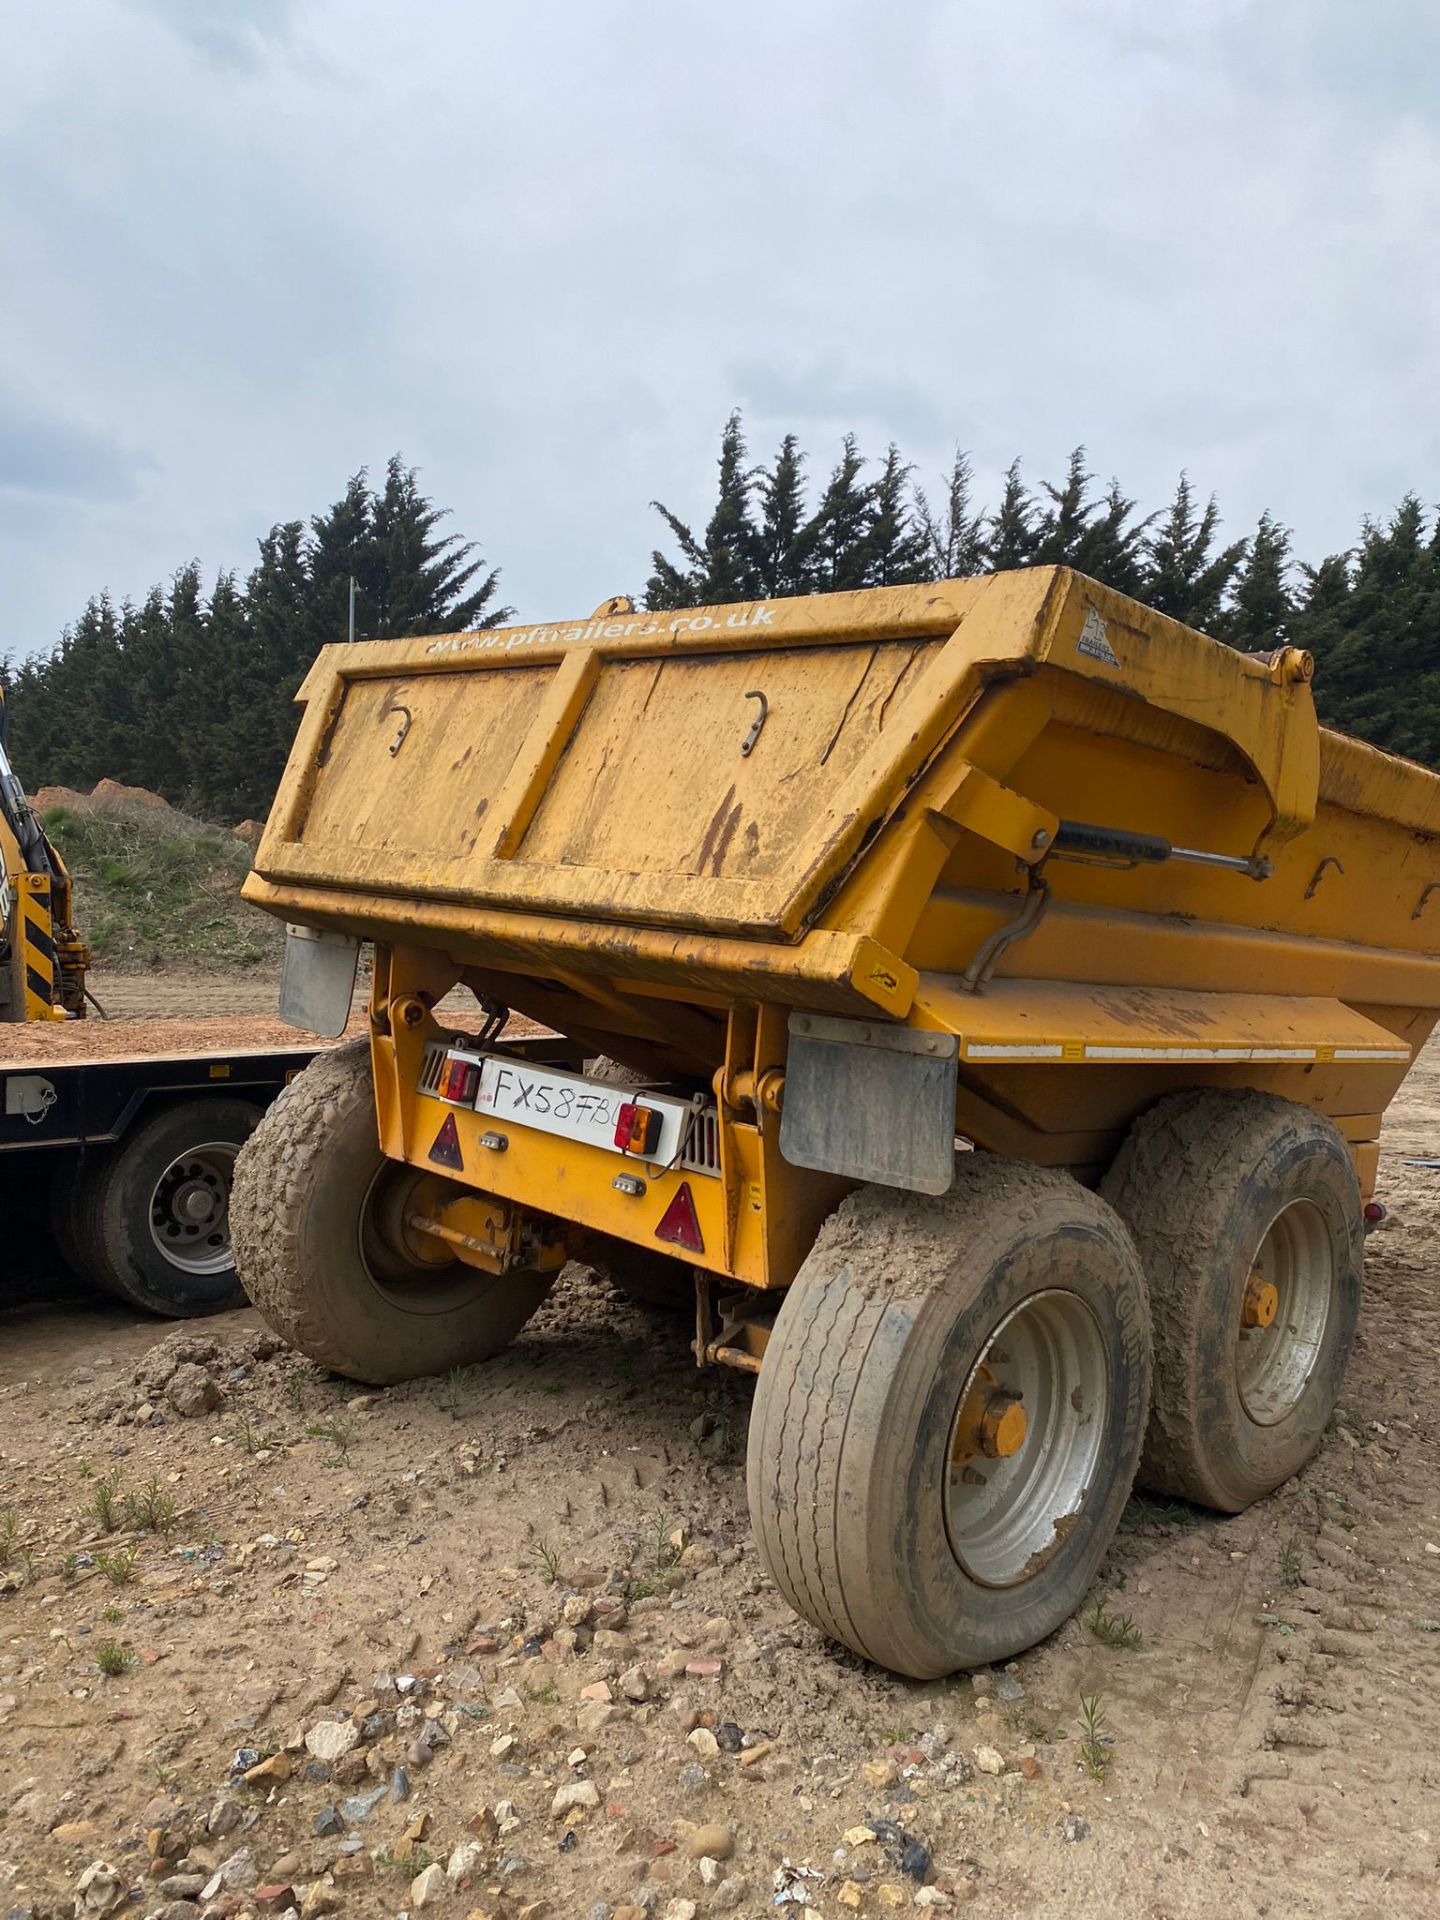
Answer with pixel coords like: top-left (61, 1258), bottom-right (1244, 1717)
top-left (76, 1458), bottom-right (94, 1480)
top-left (284, 1364), bottom-right (315, 1414)
top-left (532, 1678), bottom-right (559, 1705)
top-left (1000, 1702), bottom-right (1054, 1743)
top-left (96, 1640), bottom-right (135, 1678)
top-left (39, 803), bottom-right (279, 970)
top-left (1122, 1493), bottom-right (1197, 1531)
top-left (89, 1470), bottom-right (124, 1534)
top-left (60, 1551), bottom-right (81, 1581)
top-left (101, 1606), bottom-right (123, 1624)
top-left (533, 1541), bottom-right (561, 1586)
top-left (1277, 1536), bottom-right (1304, 1588)
top-left (0, 1510), bottom-right (18, 1569)
top-left (235, 1415), bottom-right (271, 1456)
top-left (1085, 1602), bottom-right (1143, 1650)
top-left (124, 1477), bottom-right (178, 1536)
top-left (305, 1416), bottom-right (354, 1467)
top-left (1077, 1692), bottom-right (1110, 1781)
top-left (95, 1548), bottom-right (139, 1586)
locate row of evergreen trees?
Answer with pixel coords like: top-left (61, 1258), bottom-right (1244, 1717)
top-left (3, 457), bottom-right (509, 821)
top-left (6, 423), bottom-right (1440, 820)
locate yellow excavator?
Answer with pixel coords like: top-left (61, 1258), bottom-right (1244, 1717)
top-left (0, 688), bottom-right (89, 1021)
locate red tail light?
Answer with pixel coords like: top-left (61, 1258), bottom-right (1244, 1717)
top-left (614, 1101), bottom-right (661, 1155)
top-left (655, 1181), bottom-right (704, 1253)
top-left (439, 1055), bottom-right (480, 1104)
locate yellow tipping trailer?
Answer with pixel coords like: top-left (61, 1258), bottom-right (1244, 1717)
top-left (233, 567), bottom-right (1440, 1675)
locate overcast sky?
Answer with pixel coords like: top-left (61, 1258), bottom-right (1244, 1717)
top-left (3, 0), bottom-right (1438, 657)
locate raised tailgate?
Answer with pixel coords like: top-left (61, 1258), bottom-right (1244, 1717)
top-left (254, 589), bottom-right (986, 941)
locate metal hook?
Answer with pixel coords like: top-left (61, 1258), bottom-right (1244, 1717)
top-left (740, 690), bottom-right (768, 757)
top-left (1304, 856), bottom-right (1344, 900)
top-left (1413, 882), bottom-right (1440, 922)
top-left (386, 704), bottom-right (413, 757)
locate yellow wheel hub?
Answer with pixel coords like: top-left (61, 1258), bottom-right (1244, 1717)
top-left (952, 1364), bottom-right (1028, 1463)
top-left (1241, 1271), bottom-right (1279, 1330)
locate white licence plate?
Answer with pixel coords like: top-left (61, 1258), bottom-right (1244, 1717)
top-left (472, 1056), bottom-right (693, 1163)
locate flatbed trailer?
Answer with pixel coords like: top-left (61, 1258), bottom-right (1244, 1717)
top-left (1, 1016), bottom-right (321, 1315)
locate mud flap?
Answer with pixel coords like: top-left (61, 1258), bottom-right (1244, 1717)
top-left (779, 1013), bottom-right (959, 1195)
top-left (278, 924), bottom-right (361, 1037)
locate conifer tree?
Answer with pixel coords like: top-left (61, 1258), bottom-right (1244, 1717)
top-left (1142, 475), bottom-right (1246, 630)
top-left (1219, 512), bottom-right (1293, 649)
top-left (914, 449), bottom-right (986, 579)
top-left (753, 435), bottom-right (814, 598)
top-left (985, 460), bottom-right (1041, 570)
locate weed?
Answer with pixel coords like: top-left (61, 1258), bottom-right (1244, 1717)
top-left (1277, 1536), bottom-right (1304, 1588)
top-left (235, 1415), bottom-right (271, 1456)
top-left (0, 1510), bottom-right (18, 1568)
top-left (1077, 1693), bottom-right (1110, 1780)
top-left (95, 1548), bottom-right (139, 1586)
top-left (306, 1416), bottom-right (354, 1466)
top-left (1122, 1493), bottom-right (1196, 1531)
top-left (1085, 1602), bottom-right (1143, 1650)
top-left (60, 1551), bottom-right (81, 1581)
top-left (89, 1470), bottom-right (124, 1534)
top-left (96, 1640), bottom-right (135, 1678)
top-left (102, 1606), bottom-right (123, 1624)
top-left (76, 1458), bottom-right (94, 1480)
top-left (1416, 1619), bottom-right (1440, 1633)
top-left (533, 1541), bottom-right (561, 1586)
top-left (649, 1514), bottom-right (683, 1573)
top-left (19, 1548), bottom-right (36, 1583)
top-left (284, 1364), bottom-right (315, 1414)
top-left (532, 1678), bottom-right (559, 1705)
top-left (124, 1477), bottom-right (178, 1536)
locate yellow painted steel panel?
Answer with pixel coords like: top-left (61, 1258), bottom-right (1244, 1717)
top-left (912, 976), bottom-right (1412, 1065)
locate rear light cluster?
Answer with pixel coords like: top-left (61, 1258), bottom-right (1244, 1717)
top-left (614, 1101), bottom-right (661, 1155)
top-left (439, 1055), bottom-right (480, 1104)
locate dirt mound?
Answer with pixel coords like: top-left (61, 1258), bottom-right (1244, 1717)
top-left (86, 1325), bottom-right (289, 1423)
top-left (88, 777), bottom-right (175, 813)
top-left (232, 818), bottom-right (264, 846)
top-left (31, 784), bottom-right (88, 811)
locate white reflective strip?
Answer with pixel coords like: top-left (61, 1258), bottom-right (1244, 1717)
top-left (963, 1042), bottom-right (1065, 1060)
top-left (1331, 1047), bottom-right (1410, 1061)
top-left (1083, 1045), bottom-right (1317, 1062)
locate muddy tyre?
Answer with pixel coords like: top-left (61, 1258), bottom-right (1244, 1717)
top-left (747, 1159), bottom-right (1151, 1678)
top-left (53, 1097), bottom-right (264, 1316)
top-left (1102, 1089), bottom-right (1362, 1512)
top-left (231, 1041), bottom-right (554, 1384)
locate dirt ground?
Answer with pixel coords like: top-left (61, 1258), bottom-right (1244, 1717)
top-left (0, 1013), bottom-right (1437, 1920)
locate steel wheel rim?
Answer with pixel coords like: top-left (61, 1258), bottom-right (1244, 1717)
top-left (149, 1142), bottom-right (239, 1276)
top-left (358, 1162), bottom-right (481, 1315)
top-left (943, 1288), bottom-right (1110, 1588)
top-left (1236, 1198), bottom-right (1333, 1425)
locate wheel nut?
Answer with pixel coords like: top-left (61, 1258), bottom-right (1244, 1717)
top-left (979, 1395), bottom-right (1027, 1459)
top-left (1241, 1273), bottom-right (1279, 1329)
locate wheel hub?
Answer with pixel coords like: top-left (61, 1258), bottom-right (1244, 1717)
top-left (1240, 1271), bottom-right (1279, 1329)
top-left (944, 1290), bottom-right (1109, 1589)
top-left (148, 1144), bottom-right (240, 1277)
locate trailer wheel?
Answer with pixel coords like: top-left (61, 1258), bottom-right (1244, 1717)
top-left (1101, 1089), bottom-right (1362, 1512)
top-left (747, 1159), bottom-right (1151, 1677)
top-left (231, 1041), bottom-right (554, 1384)
top-left (54, 1097), bottom-right (265, 1316)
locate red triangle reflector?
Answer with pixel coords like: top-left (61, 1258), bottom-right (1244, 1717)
top-left (655, 1181), bottom-right (704, 1254)
top-left (428, 1111), bottom-right (464, 1170)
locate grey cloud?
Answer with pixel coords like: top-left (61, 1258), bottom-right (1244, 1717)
top-left (119, 0), bottom-right (301, 71)
top-left (0, 392), bottom-right (152, 505)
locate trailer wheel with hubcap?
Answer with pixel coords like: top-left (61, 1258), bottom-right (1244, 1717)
top-left (746, 1158), bottom-right (1152, 1678)
top-left (52, 1096), bottom-right (264, 1316)
top-left (231, 1041), bottom-right (554, 1384)
top-left (1101, 1087), bottom-right (1363, 1512)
